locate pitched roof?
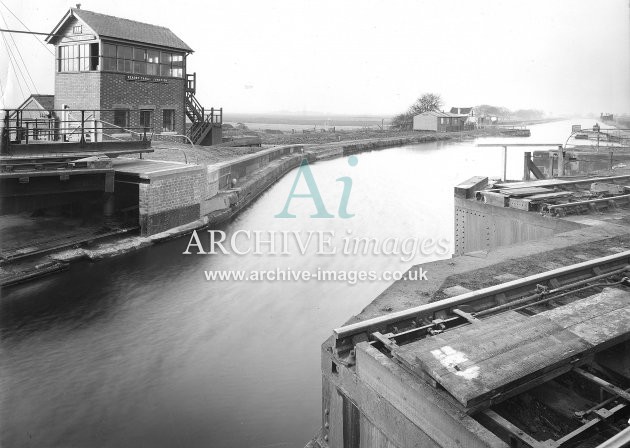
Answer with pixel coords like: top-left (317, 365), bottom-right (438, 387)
top-left (9, 94), bottom-right (54, 118)
top-left (32, 94), bottom-right (55, 111)
top-left (415, 110), bottom-right (462, 118)
top-left (450, 107), bottom-right (473, 115)
top-left (15, 94), bottom-right (55, 111)
top-left (48, 8), bottom-right (193, 52)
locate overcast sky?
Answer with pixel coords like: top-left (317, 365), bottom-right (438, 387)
top-left (1, 0), bottom-right (629, 116)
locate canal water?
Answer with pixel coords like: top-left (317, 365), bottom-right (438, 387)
top-left (0, 119), bottom-right (605, 447)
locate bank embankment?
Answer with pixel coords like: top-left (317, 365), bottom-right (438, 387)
top-left (1, 129), bottom-right (485, 287)
top-left (305, 131), bottom-right (457, 160)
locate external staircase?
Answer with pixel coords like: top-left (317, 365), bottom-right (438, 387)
top-left (185, 73), bottom-right (222, 145)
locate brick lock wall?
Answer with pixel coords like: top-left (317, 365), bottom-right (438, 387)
top-left (138, 168), bottom-right (206, 236)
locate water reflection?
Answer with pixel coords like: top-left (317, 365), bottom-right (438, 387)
top-left (1, 120), bottom-right (591, 447)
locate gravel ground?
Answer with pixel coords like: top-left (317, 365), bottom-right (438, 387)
top-left (257, 129), bottom-right (421, 145)
top-left (431, 235), bottom-right (630, 303)
top-left (136, 128), bottom-right (497, 165)
top-left (127, 140), bottom-right (260, 165)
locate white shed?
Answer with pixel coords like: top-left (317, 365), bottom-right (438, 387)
top-left (413, 110), bottom-right (467, 132)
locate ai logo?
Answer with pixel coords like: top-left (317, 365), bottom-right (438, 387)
top-left (275, 155), bottom-right (358, 219)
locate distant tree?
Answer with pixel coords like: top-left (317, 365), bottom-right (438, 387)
top-left (391, 113), bottom-right (413, 130)
top-left (476, 104), bottom-right (510, 118)
top-left (409, 93), bottom-right (443, 116)
top-left (391, 93), bottom-right (442, 130)
top-left (512, 109), bottom-right (545, 121)
top-left (476, 105), bottom-right (544, 121)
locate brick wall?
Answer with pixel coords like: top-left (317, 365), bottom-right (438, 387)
top-left (54, 71), bottom-right (185, 136)
top-left (54, 72), bottom-right (101, 110)
top-left (100, 72), bottom-right (185, 136)
top-left (138, 167), bottom-right (205, 235)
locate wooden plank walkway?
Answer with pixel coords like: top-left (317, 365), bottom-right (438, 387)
top-left (393, 288), bottom-right (630, 409)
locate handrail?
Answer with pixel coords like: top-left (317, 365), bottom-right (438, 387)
top-left (152, 133), bottom-right (197, 164)
top-left (2, 106), bottom-right (220, 150)
top-left (98, 119), bottom-right (153, 141)
top-left (332, 250), bottom-right (630, 343)
top-left (65, 110), bottom-right (95, 137)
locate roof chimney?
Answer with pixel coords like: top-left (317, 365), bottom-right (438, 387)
top-left (76, 3), bottom-right (81, 9)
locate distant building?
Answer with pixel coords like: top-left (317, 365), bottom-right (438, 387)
top-left (10, 94), bottom-right (56, 141)
top-left (449, 107), bottom-right (475, 117)
top-left (43, 7), bottom-right (221, 144)
top-left (413, 110), bottom-right (468, 132)
top-left (450, 107), bottom-right (477, 126)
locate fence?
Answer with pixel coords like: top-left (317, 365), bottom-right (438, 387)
top-left (0, 108), bottom-right (177, 154)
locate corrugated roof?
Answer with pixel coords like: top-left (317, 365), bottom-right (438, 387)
top-left (69, 8), bottom-right (192, 52)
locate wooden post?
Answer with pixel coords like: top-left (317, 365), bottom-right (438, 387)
top-left (503, 146), bottom-right (507, 181)
top-left (0, 110), bottom-right (8, 154)
top-left (597, 130), bottom-right (600, 151)
top-left (547, 151), bottom-right (555, 178)
top-left (523, 152), bottom-right (531, 180)
top-left (557, 145), bottom-right (565, 176)
top-left (80, 110), bottom-right (86, 146)
top-left (610, 150), bottom-right (614, 170)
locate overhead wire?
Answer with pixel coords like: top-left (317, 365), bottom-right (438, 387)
top-left (0, 26), bottom-right (26, 98)
top-left (0, 8), bottom-right (38, 93)
top-left (0, 0), bottom-right (54, 56)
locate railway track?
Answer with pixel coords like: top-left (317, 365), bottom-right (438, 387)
top-left (333, 250), bottom-right (630, 360)
top-left (330, 251), bottom-right (630, 448)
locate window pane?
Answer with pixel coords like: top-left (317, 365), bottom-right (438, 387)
top-left (160, 52), bottom-right (171, 64)
top-left (90, 43), bottom-right (99, 70)
top-left (171, 53), bottom-right (183, 67)
top-left (147, 64), bottom-right (158, 75)
top-left (134, 61), bottom-right (147, 74)
top-left (160, 64), bottom-right (171, 76)
top-left (102, 43), bottom-right (116, 58)
top-left (134, 48), bottom-right (146, 61)
top-left (114, 110), bottom-right (129, 129)
top-left (162, 109), bottom-right (175, 132)
top-left (79, 44), bottom-right (89, 71)
top-left (102, 57), bottom-right (116, 71)
top-left (118, 59), bottom-right (133, 73)
top-left (140, 110), bottom-right (152, 128)
top-left (117, 45), bottom-right (132, 59)
top-left (147, 50), bottom-right (159, 63)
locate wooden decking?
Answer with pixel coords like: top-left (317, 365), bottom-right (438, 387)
top-left (393, 288), bottom-right (630, 409)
